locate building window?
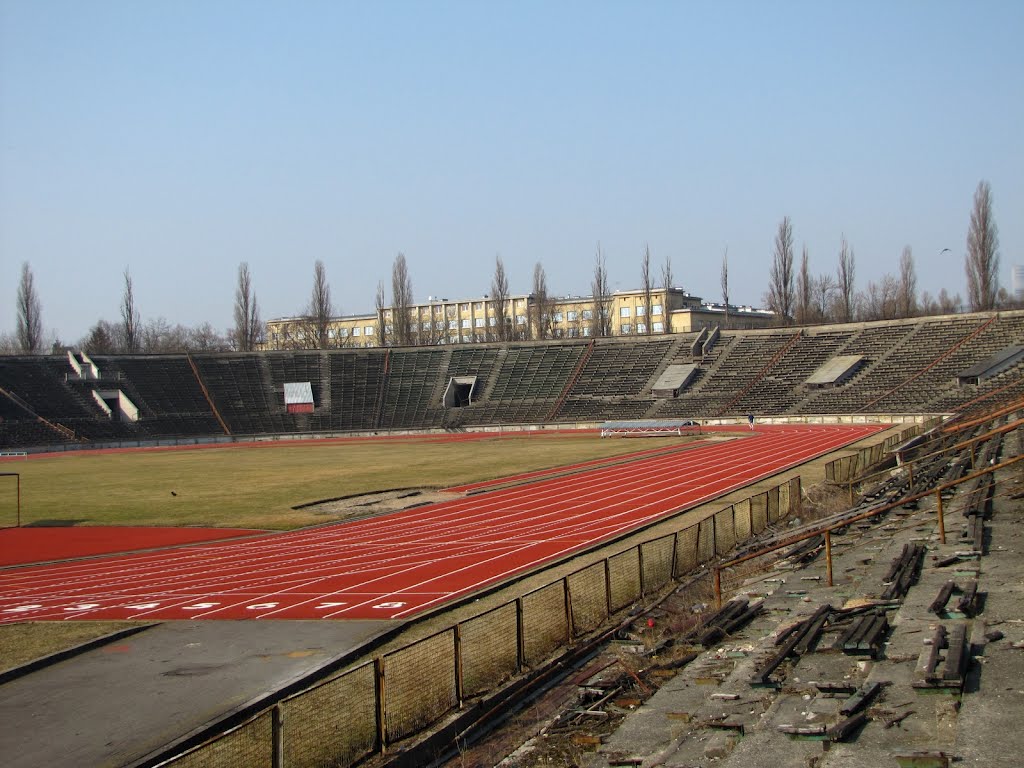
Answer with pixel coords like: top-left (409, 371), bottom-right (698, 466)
top-left (489, 317), bottom-right (497, 327)
top-left (582, 326), bottom-right (592, 337)
top-left (421, 322), bottom-right (431, 331)
top-left (620, 323), bottom-right (632, 334)
top-left (553, 311), bottom-right (564, 322)
top-left (475, 317), bottom-right (485, 328)
top-left (448, 319), bottom-right (458, 330)
top-left (567, 310), bottom-right (578, 322)
top-left (474, 302), bottom-right (483, 310)
top-left (383, 325), bottom-right (391, 335)
top-left (620, 307), bottom-right (631, 318)
top-left (461, 318), bottom-right (471, 329)
top-left (516, 314), bottom-right (527, 325)
top-left (636, 322), bottom-right (647, 334)
top-left (636, 305), bottom-right (646, 316)
top-left (352, 327), bottom-right (361, 337)
top-left (553, 328), bottom-right (564, 338)
top-left (653, 321), bottom-right (664, 332)
top-left (582, 309), bottom-right (593, 320)
top-left (328, 329), bottom-right (336, 339)
top-left (652, 304), bottom-right (663, 315)
top-left (460, 303), bottom-right (469, 311)
top-left (567, 328), bottom-right (578, 338)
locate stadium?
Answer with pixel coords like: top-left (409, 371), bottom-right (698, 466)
top-left (1, 309), bottom-right (1023, 768)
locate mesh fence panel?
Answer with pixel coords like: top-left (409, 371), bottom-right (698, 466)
top-left (384, 631), bottom-right (457, 744)
top-left (607, 549), bottom-right (641, 613)
top-left (521, 582), bottom-right (567, 667)
top-left (767, 485), bottom-right (780, 522)
top-left (164, 711), bottom-right (273, 768)
top-left (641, 535), bottom-right (674, 593)
top-left (696, 518), bottom-right (715, 564)
top-left (461, 603), bottom-right (519, 697)
top-left (778, 480), bottom-right (790, 518)
top-left (282, 664), bottom-right (376, 768)
top-left (567, 563), bottom-right (608, 635)
top-left (674, 525), bottom-right (699, 576)
top-left (751, 492), bottom-right (768, 533)
top-left (733, 501), bottom-right (751, 542)
top-left (714, 507), bottom-right (736, 555)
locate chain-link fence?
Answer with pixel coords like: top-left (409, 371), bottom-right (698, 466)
top-left (158, 474), bottom-right (805, 768)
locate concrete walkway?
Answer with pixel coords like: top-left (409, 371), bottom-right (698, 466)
top-left (0, 619), bottom-right (398, 768)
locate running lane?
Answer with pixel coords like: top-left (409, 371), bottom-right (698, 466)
top-left (0, 424), bottom-right (882, 623)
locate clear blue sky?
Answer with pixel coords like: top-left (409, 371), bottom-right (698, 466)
top-left (2, 1), bottom-right (1022, 343)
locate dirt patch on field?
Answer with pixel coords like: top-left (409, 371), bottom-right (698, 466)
top-left (296, 488), bottom-right (459, 523)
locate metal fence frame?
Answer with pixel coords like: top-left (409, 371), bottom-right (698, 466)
top-left (158, 475), bottom-right (804, 768)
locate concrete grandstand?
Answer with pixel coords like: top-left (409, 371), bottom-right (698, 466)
top-left (2, 311), bottom-right (1023, 450)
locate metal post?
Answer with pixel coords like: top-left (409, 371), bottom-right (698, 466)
top-left (515, 597), bottom-right (525, 673)
top-left (713, 567), bottom-right (722, 609)
top-left (563, 577), bottom-right (573, 642)
top-left (824, 530), bottom-right (833, 587)
top-left (454, 625), bottom-right (464, 708)
top-left (638, 545), bottom-right (646, 597)
top-left (375, 657), bottom-right (387, 754)
top-left (604, 558), bottom-right (613, 617)
top-left (271, 705), bottom-right (284, 768)
top-left (936, 490), bottom-right (946, 545)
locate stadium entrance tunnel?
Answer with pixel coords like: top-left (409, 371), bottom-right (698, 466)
top-left (444, 376), bottom-right (478, 408)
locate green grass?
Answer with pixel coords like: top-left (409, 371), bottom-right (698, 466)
top-left (5, 435), bottom-right (688, 530)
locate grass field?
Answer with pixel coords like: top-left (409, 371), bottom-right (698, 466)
top-left (2, 434), bottom-right (693, 530)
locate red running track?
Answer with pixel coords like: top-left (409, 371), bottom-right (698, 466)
top-left (0, 424), bottom-right (882, 623)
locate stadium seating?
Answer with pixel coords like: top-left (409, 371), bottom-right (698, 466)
top-left (2, 310), bottom-right (1023, 450)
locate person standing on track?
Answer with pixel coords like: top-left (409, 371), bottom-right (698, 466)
top-left (747, 413), bottom-right (755, 431)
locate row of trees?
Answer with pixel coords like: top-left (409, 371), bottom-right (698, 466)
top-left (5, 181), bottom-right (1007, 354)
top-left (2, 263), bottom-right (264, 355)
top-left (761, 180), bottom-right (1003, 326)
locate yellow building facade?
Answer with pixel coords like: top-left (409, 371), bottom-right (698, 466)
top-left (264, 288), bottom-right (774, 350)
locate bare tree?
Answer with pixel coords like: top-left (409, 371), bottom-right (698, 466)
top-left (660, 254), bottom-right (674, 333)
top-left (859, 275), bottom-right (900, 321)
top-left (531, 262), bottom-right (554, 340)
top-left (591, 245), bottom-right (612, 337)
top-left (233, 262), bottom-right (262, 351)
top-left (391, 252), bottom-right (414, 346)
top-left (897, 246), bottom-right (918, 319)
top-left (720, 247), bottom-right (731, 330)
top-left (920, 288), bottom-right (962, 316)
top-left (813, 274), bottom-right (837, 322)
top-left (188, 322), bottom-right (230, 351)
top-left (306, 260), bottom-right (334, 349)
top-left (491, 255), bottom-right (510, 342)
top-left (966, 180), bottom-right (1000, 311)
top-left (765, 216), bottom-right (795, 324)
top-left (15, 262), bottom-right (43, 353)
top-left (641, 245), bottom-right (654, 334)
top-left (119, 268), bottom-right (141, 353)
top-left (836, 235), bottom-right (856, 323)
top-left (374, 281), bottom-right (388, 347)
top-left (795, 245), bottom-right (812, 325)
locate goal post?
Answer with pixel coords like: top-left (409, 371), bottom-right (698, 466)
top-left (0, 473), bottom-right (20, 528)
